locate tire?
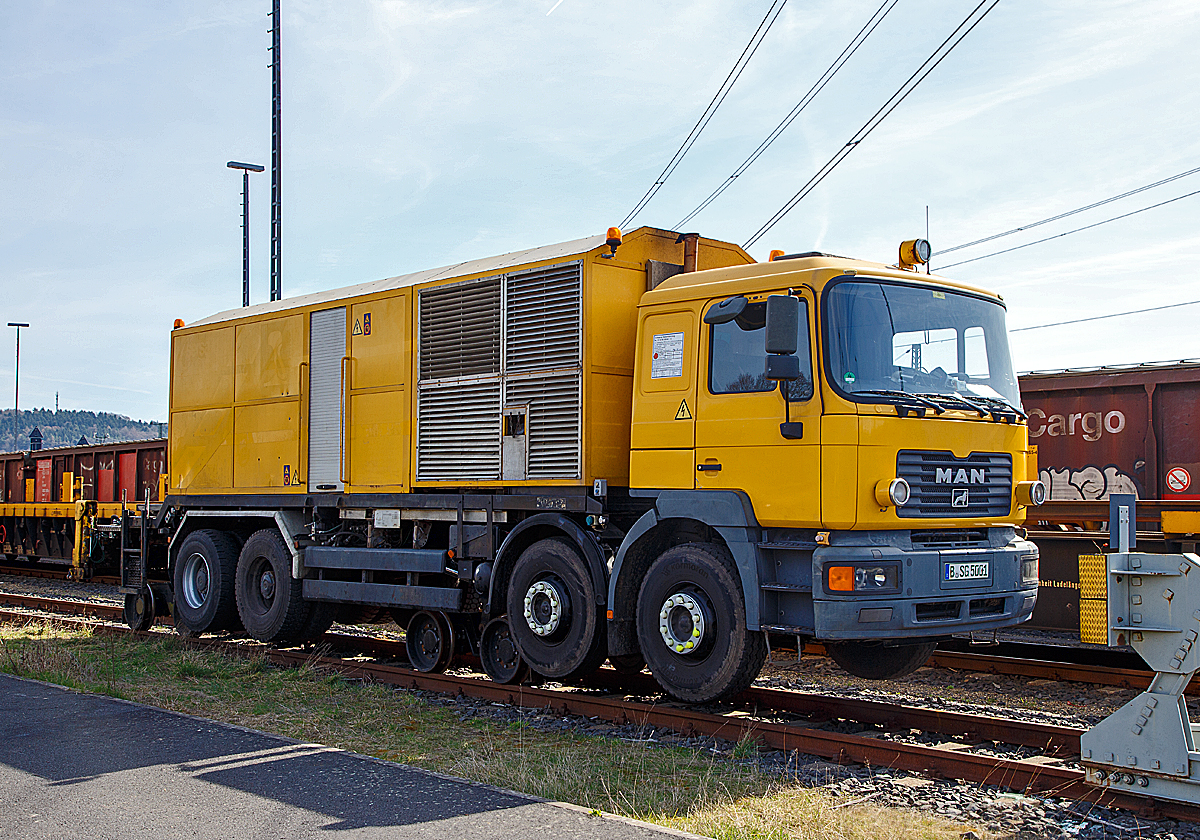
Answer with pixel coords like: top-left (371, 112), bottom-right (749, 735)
top-left (172, 529), bottom-right (240, 635)
top-left (479, 616), bottom-right (530, 685)
top-left (123, 587), bottom-right (155, 631)
top-left (295, 599), bottom-right (337, 643)
top-left (825, 640), bottom-right (937, 680)
top-left (406, 611), bottom-right (454, 673)
top-left (608, 653), bottom-right (646, 675)
top-left (636, 542), bottom-right (767, 703)
top-left (507, 538), bottom-right (607, 681)
top-left (235, 529), bottom-right (308, 644)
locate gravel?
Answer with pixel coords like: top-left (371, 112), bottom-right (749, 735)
top-left (4, 573), bottom-right (1199, 839)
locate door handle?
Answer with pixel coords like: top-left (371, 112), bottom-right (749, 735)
top-left (697, 463), bottom-right (722, 472)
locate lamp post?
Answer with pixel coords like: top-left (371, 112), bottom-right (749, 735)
top-left (7, 322), bottom-right (28, 452)
top-left (227, 161), bottom-right (265, 306)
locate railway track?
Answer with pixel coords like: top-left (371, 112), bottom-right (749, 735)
top-left (0, 592), bottom-right (1194, 823)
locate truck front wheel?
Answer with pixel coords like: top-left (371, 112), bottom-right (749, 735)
top-left (636, 542), bottom-right (766, 703)
top-left (825, 640), bottom-right (937, 680)
top-left (507, 538), bottom-right (607, 681)
top-left (235, 529), bottom-right (308, 644)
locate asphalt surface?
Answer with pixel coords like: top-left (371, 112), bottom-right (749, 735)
top-left (0, 673), bottom-right (696, 839)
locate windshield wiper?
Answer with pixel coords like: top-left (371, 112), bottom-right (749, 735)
top-left (967, 395), bottom-right (1027, 420)
top-left (916, 392), bottom-right (988, 417)
top-left (854, 389), bottom-right (946, 415)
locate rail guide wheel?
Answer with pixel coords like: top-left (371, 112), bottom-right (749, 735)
top-left (123, 586), bottom-right (156, 631)
top-left (480, 616), bottom-right (530, 684)
top-left (406, 611), bottom-right (455, 673)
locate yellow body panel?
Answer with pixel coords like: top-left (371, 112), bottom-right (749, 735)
top-left (173, 327), bottom-right (234, 410)
top-left (233, 401), bottom-right (300, 490)
top-left (170, 407), bottom-right (233, 490)
top-left (235, 314), bottom-right (303, 401)
top-left (629, 309), bottom-right (698, 451)
top-left (348, 389), bottom-right (410, 488)
top-left (629, 449), bottom-right (694, 489)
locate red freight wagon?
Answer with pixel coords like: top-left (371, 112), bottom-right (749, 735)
top-left (1020, 361), bottom-right (1200, 501)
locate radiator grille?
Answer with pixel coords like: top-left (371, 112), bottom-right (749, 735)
top-left (418, 277), bottom-right (500, 381)
top-left (896, 451), bottom-right (1012, 518)
top-left (415, 262), bottom-right (583, 482)
top-left (505, 264), bottom-right (581, 372)
top-left (416, 379), bottom-right (501, 480)
top-left (505, 372), bottom-right (582, 479)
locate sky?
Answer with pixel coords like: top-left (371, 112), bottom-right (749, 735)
top-left (2, 0), bottom-right (1198, 424)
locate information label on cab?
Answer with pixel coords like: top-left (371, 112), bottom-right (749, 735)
top-left (944, 561), bottom-right (989, 581)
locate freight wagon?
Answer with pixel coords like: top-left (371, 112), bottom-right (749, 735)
top-left (134, 225), bottom-right (1041, 702)
top-left (0, 439), bottom-right (166, 578)
top-left (1020, 362), bottom-right (1200, 633)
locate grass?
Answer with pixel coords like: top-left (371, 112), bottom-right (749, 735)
top-left (0, 619), bottom-right (984, 840)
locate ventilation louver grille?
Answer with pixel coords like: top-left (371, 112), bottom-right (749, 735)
top-left (418, 277), bottom-right (500, 381)
top-left (416, 380), bottom-right (501, 480)
top-left (416, 262), bottom-right (583, 482)
top-left (506, 373), bottom-right (581, 479)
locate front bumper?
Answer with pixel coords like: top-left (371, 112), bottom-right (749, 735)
top-left (811, 528), bottom-right (1039, 641)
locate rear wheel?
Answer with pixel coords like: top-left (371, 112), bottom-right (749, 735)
top-left (507, 538), bottom-right (607, 681)
top-left (825, 640), bottom-right (937, 680)
top-left (124, 586), bottom-right (155, 631)
top-left (637, 542), bottom-right (766, 703)
top-left (172, 529), bottom-right (240, 635)
top-left (406, 611), bottom-right (454, 673)
top-left (480, 616), bottom-right (530, 685)
top-left (235, 529), bottom-right (308, 643)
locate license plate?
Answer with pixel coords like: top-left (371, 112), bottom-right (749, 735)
top-left (944, 561), bottom-right (989, 581)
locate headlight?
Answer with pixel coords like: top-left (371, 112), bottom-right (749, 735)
top-left (1015, 480), bottom-right (1047, 506)
top-left (826, 563), bottom-right (900, 593)
top-left (874, 478), bottom-right (911, 508)
top-left (1020, 552), bottom-right (1039, 584)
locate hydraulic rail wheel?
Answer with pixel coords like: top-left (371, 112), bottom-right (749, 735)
top-left (172, 529), bottom-right (240, 636)
top-left (608, 653), bottom-right (646, 675)
top-left (480, 617), bottom-right (530, 685)
top-left (507, 538), bottom-right (606, 681)
top-left (406, 611), bottom-right (454, 673)
top-left (825, 640), bottom-right (937, 680)
top-left (636, 542), bottom-right (767, 704)
top-left (295, 599), bottom-right (337, 643)
top-left (123, 586), bottom-right (155, 631)
top-left (235, 529), bottom-right (308, 644)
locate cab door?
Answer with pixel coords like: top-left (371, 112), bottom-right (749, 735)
top-left (694, 290), bottom-right (822, 527)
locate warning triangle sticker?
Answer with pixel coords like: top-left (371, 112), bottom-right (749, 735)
top-left (352, 318), bottom-right (363, 336)
top-left (675, 399), bottom-right (692, 421)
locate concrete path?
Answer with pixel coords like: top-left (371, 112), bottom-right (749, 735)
top-left (0, 673), bottom-right (699, 839)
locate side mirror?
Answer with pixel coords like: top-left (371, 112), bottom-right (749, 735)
top-left (764, 294), bottom-right (799, 381)
top-left (765, 294), bottom-right (798, 355)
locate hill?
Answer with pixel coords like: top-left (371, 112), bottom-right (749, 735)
top-left (1, 408), bottom-right (163, 453)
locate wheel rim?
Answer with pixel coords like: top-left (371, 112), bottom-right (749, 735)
top-left (179, 551), bottom-right (211, 610)
top-left (523, 576), bottom-right (570, 639)
top-left (406, 613), bottom-right (448, 672)
top-left (658, 589), bottom-right (712, 656)
top-left (245, 557), bottom-right (274, 616)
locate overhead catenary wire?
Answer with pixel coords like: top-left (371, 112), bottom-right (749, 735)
top-left (619, 0), bottom-right (788, 230)
top-left (673, 0), bottom-right (900, 230)
top-left (1011, 298), bottom-right (1200, 332)
top-left (935, 188), bottom-right (1200, 270)
top-left (742, 0), bottom-right (1000, 250)
top-left (936, 165), bottom-right (1200, 256)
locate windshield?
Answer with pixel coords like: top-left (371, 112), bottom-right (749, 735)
top-left (824, 279), bottom-right (1022, 409)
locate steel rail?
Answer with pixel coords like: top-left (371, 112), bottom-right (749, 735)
top-left (0, 603), bottom-right (1194, 821)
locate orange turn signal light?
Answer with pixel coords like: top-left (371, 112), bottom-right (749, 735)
top-left (606, 227), bottom-right (623, 247)
top-left (769, 249), bottom-right (785, 261)
top-left (827, 566), bottom-right (854, 591)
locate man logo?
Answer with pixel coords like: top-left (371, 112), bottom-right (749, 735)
top-left (936, 468), bottom-right (986, 484)
top-left (952, 488), bottom-right (969, 508)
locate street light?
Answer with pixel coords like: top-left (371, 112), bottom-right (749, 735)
top-left (7, 322), bottom-right (28, 452)
top-left (227, 161), bottom-right (265, 307)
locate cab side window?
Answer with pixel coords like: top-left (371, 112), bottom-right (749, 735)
top-left (708, 300), bottom-right (813, 399)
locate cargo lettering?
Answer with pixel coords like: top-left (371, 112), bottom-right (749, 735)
top-left (1028, 408), bottom-right (1125, 442)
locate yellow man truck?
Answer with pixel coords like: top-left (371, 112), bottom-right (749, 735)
top-left (148, 226), bottom-right (1044, 702)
